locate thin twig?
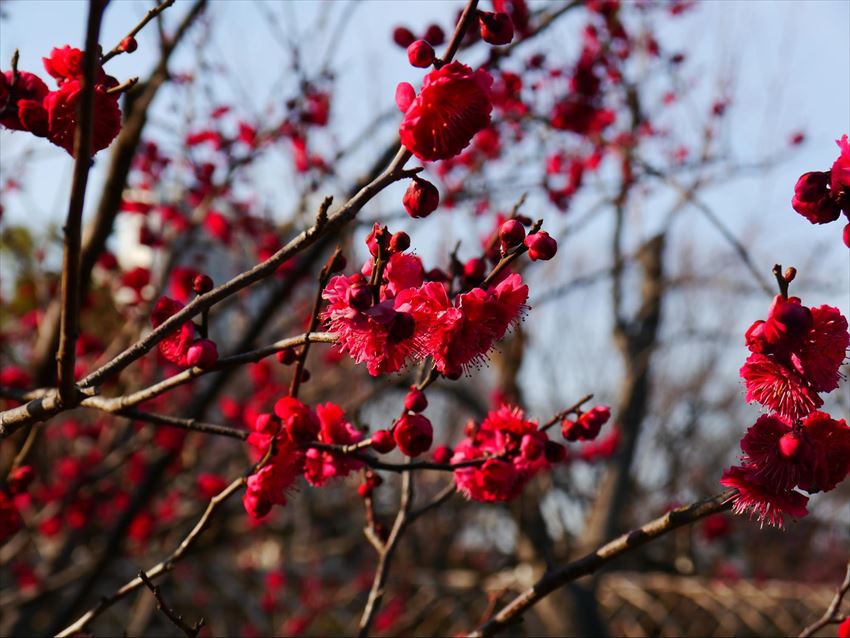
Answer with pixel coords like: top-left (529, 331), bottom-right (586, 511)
top-left (55, 472), bottom-right (250, 637)
top-left (468, 490), bottom-right (737, 636)
top-left (799, 560), bottom-right (850, 638)
top-left (290, 244), bottom-right (340, 397)
top-left (358, 461), bottom-right (414, 637)
top-left (138, 571), bottom-right (204, 638)
top-left (539, 394), bottom-right (594, 432)
top-left (101, 0), bottom-right (177, 64)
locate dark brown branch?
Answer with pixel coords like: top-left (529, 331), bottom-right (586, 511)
top-left (468, 491), bottom-right (736, 637)
top-left (799, 560), bottom-right (850, 638)
top-left (55, 474), bottom-right (246, 637)
top-left (138, 571), bottom-right (204, 638)
top-left (539, 393), bottom-right (594, 432)
top-left (56, 0), bottom-right (108, 406)
top-left (290, 241), bottom-right (339, 397)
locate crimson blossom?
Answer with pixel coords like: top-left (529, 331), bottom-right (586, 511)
top-left (451, 404), bottom-right (553, 502)
top-left (0, 45), bottom-right (123, 156)
top-left (740, 294), bottom-right (848, 421)
top-left (724, 278), bottom-right (850, 528)
top-left (721, 411), bottom-right (850, 528)
top-left (791, 134), bottom-right (850, 247)
top-left (398, 61), bottom-right (493, 161)
top-left (321, 225), bottom-right (529, 377)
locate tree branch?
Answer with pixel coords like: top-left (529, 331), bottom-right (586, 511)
top-left (56, 0), bottom-right (108, 406)
top-left (468, 490), bottom-right (736, 637)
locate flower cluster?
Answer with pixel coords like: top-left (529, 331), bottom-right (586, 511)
top-left (791, 134), bottom-right (850, 247)
top-left (322, 224), bottom-right (536, 377)
top-left (451, 404), bottom-right (553, 502)
top-left (1, 45), bottom-right (123, 156)
top-left (243, 398), bottom-right (364, 518)
top-left (724, 281), bottom-right (850, 528)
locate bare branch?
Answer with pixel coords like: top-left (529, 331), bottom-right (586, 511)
top-left (468, 491), bottom-right (736, 637)
top-left (138, 571), bottom-right (204, 638)
top-left (799, 560), bottom-right (850, 638)
top-left (56, 0), bottom-right (108, 406)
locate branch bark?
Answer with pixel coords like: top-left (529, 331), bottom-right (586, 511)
top-left (468, 491), bottom-right (736, 637)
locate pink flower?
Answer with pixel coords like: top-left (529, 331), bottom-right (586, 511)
top-left (793, 304), bottom-right (849, 393)
top-left (737, 414), bottom-right (822, 491)
top-left (322, 274), bottom-right (423, 376)
top-left (0, 71), bottom-right (49, 133)
top-left (403, 273), bottom-right (528, 374)
top-left (399, 62), bottom-right (493, 161)
top-left (274, 397), bottom-right (320, 443)
top-left (831, 134), bottom-right (850, 201)
top-left (44, 79), bottom-right (121, 156)
top-left (791, 171), bottom-right (841, 224)
top-left (243, 439), bottom-right (304, 519)
top-left (801, 411), bottom-right (850, 492)
top-left (303, 403), bottom-right (363, 486)
top-left (740, 353), bottom-right (822, 421)
top-left (740, 298), bottom-right (847, 420)
top-left (720, 465), bottom-right (808, 529)
top-left (150, 297), bottom-right (196, 367)
top-left (42, 45), bottom-right (84, 83)
top-left (452, 404), bottom-right (548, 502)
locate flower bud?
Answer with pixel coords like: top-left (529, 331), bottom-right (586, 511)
top-left (407, 40), bottom-right (435, 68)
top-left (393, 26), bottom-right (416, 48)
top-left (119, 36), bottom-right (138, 53)
top-left (404, 386), bottom-right (428, 413)
top-left (276, 347), bottom-right (297, 365)
top-left (499, 219), bottom-right (526, 249)
top-left (357, 482), bottom-right (373, 498)
top-left (389, 231), bottom-right (411, 253)
top-left (371, 429), bottom-right (396, 453)
top-left (783, 267), bottom-right (797, 283)
top-left (478, 11), bottom-right (514, 45)
top-left (432, 445), bottom-right (453, 464)
top-left (403, 179), bottom-right (440, 218)
top-left (8, 465), bottom-right (34, 494)
top-left (192, 274), bottom-right (214, 294)
top-left (463, 257), bottom-right (486, 283)
top-left (524, 231), bottom-right (558, 261)
top-left (844, 223), bottom-right (850, 249)
top-left (186, 339), bottom-right (218, 368)
top-left (424, 24), bottom-right (445, 46)
top-left (393, 414), bottom-right (433, 456)
top-left (299, 368), bottom-right (311, 383)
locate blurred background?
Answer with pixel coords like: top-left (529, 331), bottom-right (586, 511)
top-left (1, 1), bottom-right (848, 636)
